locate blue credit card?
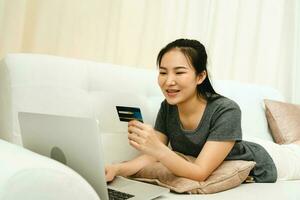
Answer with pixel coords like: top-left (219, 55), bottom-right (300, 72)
top-left (116, 106), bottom-right (143, 122)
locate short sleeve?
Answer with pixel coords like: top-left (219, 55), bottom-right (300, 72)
top-left (154, 100), bottom-right (168, 137)
top-left (207, 101), bottom-right (242, 141)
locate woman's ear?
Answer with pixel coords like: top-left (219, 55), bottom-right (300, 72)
top-left (196, 70), bottom-right (207, 85)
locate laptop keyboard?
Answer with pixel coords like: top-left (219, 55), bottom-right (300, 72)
top-left (108, 188), bottom-right (135, 200)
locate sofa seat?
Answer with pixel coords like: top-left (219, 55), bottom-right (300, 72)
top-left (160, 180), bottom-right (300, 199)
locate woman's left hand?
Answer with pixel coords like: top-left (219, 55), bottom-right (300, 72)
top-left (128, 120), bottom-right (167, 159)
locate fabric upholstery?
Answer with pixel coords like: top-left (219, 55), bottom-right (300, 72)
top-left (264, 99), bottom-right (300, 144)
top-left (0, 54), bottom-right (284, 148)
top-left (131, 152), bottom-right (256, 194)
top-left (0, 139), bottom-right (99, 200)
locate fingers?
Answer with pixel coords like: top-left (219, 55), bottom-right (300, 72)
top-left (127, 121), bottom-right (156, 153)
top-left (128, 125), bottom-right (144, 137)
top-left (128, 121), bottom-right (154, 137)
top-left (106, 173), bottom-right (114, 182)
top-left (128, 120), bottom-right (144, 129)
top-left (105, 169), bottom-right (115, 182)
top-left (128, 131), bottom-right (144, 144)
top-left (129, 139), bottom-right (141, 150)
top-left (105, 165), bottom-right (119, 182)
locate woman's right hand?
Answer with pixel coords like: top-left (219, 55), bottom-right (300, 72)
top-left (105, 164), bottom-right (120, 182)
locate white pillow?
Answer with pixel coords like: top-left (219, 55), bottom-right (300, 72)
top-left (247, 137), bottom-right (300, 181)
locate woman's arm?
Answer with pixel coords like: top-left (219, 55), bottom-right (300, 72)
top-left (128, 120), bottom-right (235, 182)
top-left (157, 140), bottom-right (235, 181)
top-left (115, 154), bottom-right (157, 177)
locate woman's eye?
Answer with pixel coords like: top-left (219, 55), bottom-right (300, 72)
top-left (176, 72), bottom-right (185, 74)
top-left (159, 72), bottom-right (167, 75)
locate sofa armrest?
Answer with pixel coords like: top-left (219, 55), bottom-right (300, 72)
top-left (0, 139), bottom-right (100, 200)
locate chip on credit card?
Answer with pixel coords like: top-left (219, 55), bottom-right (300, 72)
top-left (116, 106), bottom-right (143, 122)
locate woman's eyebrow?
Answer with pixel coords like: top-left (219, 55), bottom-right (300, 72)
top-left (174, 66), bottom-right (188, 70)
top-left (159, 66), bottom-right (188, 70)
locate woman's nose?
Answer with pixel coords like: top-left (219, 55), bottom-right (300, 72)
top-left (165, 75), bottom-right (176, 85)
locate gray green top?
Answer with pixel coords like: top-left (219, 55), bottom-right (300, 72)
top-left (154, 96), bottom-right (277, 183)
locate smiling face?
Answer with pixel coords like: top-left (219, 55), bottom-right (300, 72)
top-left (158, 48), bottom-right (206, 106)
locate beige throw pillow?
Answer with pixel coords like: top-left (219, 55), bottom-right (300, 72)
top-left (264, 99), bottom-right (300, 144)
top-left (131, 152), bottom-right (256, 194)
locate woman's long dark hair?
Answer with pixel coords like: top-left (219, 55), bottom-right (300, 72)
top-left (156, 39), bottom-right (219, 101)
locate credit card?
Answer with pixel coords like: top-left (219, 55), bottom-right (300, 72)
top-left (116, 106), bottom-right (143, 122)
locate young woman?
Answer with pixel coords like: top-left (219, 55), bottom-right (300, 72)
top-left (105, 39), bottom-right (300, 183)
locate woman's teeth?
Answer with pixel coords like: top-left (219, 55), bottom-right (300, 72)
top-left (167, 89), bottom-right (179, 93)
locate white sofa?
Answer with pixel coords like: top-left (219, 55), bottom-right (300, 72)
top-left (0, 53), bottom-right (299, 200)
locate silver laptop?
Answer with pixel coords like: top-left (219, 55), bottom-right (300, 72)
top-left (18, 112), bottom-right (169, 200)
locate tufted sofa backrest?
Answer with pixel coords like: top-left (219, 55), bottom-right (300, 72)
top-left (0, 53), bottom-right (284, 163)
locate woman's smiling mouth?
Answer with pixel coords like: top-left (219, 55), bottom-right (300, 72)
top-left (166, 89), bottom-right (180, 97)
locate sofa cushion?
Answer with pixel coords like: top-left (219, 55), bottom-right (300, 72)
top-left (131, 152), bottom-right (256, 194)
top-left (264, 99), bottom-right (300, 144)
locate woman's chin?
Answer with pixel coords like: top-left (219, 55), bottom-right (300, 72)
top-left (165, 98), bottom-right (179, 105)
